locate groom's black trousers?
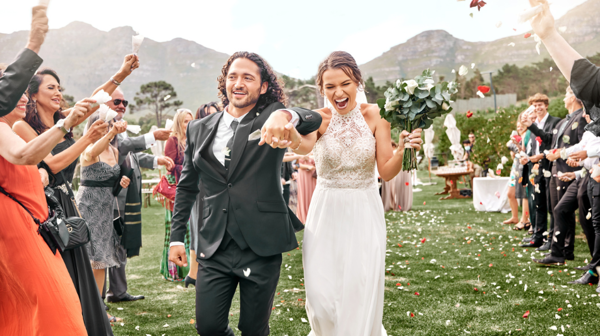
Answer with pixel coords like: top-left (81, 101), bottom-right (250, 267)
top-left (196, 238), bottom-right (282, 336)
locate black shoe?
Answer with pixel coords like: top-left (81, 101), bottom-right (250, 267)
top-left (574, 265), bottom-right (592, 271)
top-left (522, 237), bottom-right (533, 243)
top-left (536, 241), bottom-right (551, 251)
top-left (565, 254), bottom-right (575, 261)
top-left (106, 293), bottom-right (145, 303)
top-left (521, 240), bottom-right (543, 248)
top-left (184, 276), bottom-right (196, 288)
top-left (533, 255), bottom-right (566, 266)
top-left (567, 271), bottom-right (599, 285)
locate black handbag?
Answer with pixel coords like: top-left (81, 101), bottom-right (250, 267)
top-left (44, 186), bottom-right (90, 250)
top-left (0, 185), bottom-right (69, 254)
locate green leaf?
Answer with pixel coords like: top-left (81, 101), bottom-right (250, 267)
top-left (415, 89), bottom-right (430, 99)
top-left (377, 98), bottom-right (386, 110)
top-left (425, 99), bottom-right (437, 109)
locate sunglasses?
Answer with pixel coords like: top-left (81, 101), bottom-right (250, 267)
top-left (113, 99), bottom-right (129, 107)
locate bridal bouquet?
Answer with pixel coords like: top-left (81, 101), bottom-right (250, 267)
top-left (378, 69), bottom-right (458, 171)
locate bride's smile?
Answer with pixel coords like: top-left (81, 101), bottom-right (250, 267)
top-left (322, 68), bottom-right (359, 114)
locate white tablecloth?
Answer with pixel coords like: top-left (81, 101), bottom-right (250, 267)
top-left (473, 177), bottom-right (511, 213)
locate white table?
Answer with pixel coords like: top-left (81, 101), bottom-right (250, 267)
top-left (473, 177), bottom-right (511, 213)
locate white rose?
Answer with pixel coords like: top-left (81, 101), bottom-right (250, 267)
top-left (385, 100), bottom-right (398, 112)
top-left (396, 79), bottom-right (403, 89)
top-left (403, 80), bottom-right (418, 95)
top-left (442, 102), bottom-right (450, 110)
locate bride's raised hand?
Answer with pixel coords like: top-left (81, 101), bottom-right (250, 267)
top-left (400, 129), bottom-right (423, 151)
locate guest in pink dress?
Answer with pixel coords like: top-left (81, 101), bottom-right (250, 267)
top-left (297, 154), bottom-right (317, 223)
top-left (381, 141), bottom-right (398, 211)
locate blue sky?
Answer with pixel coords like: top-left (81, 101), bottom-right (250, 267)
top-left (1, 0), bottom-right (588, 78)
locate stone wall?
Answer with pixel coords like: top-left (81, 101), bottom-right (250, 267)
top-left (450, 93), bottom-right (517, 113)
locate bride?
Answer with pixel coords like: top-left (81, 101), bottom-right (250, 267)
top-left (287, 51), bottom-right (422, 336)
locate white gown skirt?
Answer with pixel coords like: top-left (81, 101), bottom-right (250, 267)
top-left (303, 185), bottom-right (388, 336)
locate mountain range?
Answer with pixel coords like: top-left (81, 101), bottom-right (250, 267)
top-left (1, 0), bottom-right (599, 116)
top-left (360, 0), bottom-right (600, 84)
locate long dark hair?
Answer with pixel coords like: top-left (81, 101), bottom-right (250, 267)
top-left (217, 52), bottom-right (287, 113)
top-left (196, 101), bottom-right (219, 119)
top-left (24, 69), bottom-right (71, 138)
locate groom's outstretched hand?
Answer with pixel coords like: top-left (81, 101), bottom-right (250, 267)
top-left (260, 110), bottom-right (293, 148)
top-left (169, 245), bottom-right (188, 267)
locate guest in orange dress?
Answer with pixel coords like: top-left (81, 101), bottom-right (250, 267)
top-left (297, 154), bottom-right (317, 223)
top-left (0, 94), bottom-right (88, 335)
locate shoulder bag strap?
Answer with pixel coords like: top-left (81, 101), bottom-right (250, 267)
top-left (0, 185), bottom-right (41, 225)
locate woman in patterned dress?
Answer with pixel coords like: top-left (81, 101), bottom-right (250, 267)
top-left (77, 117), bottom-right (130, 322)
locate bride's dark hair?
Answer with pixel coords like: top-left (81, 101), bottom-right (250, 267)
top-left (316, 51), bottom-right (364, 94)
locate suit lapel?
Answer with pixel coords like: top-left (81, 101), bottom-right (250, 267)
top-left (228, 108), bottom-right (259, 179)
top-left (197, 113), bottom-right (227, 183)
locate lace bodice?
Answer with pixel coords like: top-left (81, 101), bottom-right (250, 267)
top-left (313, 104), bottom-right (377, 190)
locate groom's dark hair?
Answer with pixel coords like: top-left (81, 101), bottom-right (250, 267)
top-left (217, 52), bottom-right (287, 112)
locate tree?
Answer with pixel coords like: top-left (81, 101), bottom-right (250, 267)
top-left (130, 81), bottom-right (183, 127)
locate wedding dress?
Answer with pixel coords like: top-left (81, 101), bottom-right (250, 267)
top-left (303, 102), bottom-right (388, 336)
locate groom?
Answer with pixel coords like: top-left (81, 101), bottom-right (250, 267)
top-left (169, 51), bottom-right (322, 335)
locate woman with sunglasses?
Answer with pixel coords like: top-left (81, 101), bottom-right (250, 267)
top-left (13, 55), bottom-right (140, 336)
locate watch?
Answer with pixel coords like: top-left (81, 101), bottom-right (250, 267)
top-left (54, 119), bottom-right (69, 135)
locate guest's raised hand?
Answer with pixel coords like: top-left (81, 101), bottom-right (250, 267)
top-left (157, 156), bottom-right (175, 171)
top-left (569, 150), bottom-right (587, 161)
top-left (111, 121), bottom-right (128, 135)
top-left (68, 98), bottom-right (97, 127)
top-left (85, 120), bottom-right (108, 143)
top-left (27, 5), bottom-right (49, 53)
top-left (566, 158), bottom-right (579, 167)
top-left (153, 129), bottom-right (172, 141)
top-left (546, 150), bottom-right (560, 162)
top-left (120, 176), bottom-right (131, 189)
top-left (63, 103), bottom-right (89, 130)
top-left (529, 0), bottom-right (555, 40)
top-left (117, 54), bottom-right (140, 78)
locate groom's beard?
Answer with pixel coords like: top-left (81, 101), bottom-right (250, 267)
top-left (228, 88), bottom-right (260, 110)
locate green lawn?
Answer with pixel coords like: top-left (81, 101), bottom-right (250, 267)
top-left (110, 174), bottom-right (600, 335)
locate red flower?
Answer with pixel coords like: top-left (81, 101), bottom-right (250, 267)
top-left (524, 33), bottom-right (532, 39)
top-left (470, 0), bottom-right (486, 11)
top-left (466, 111), bottom-right (473, 118)
top-left (523, 310), bottom-right (530, 318)
top-left (478, 85), bottom-right (491, 94)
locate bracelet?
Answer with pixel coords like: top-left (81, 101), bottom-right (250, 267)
top-left (110, 77), bottom-right (121, 86)
top-left (292, 137), bottom-right (303, 152)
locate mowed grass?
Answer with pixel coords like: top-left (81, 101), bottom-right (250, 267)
top-left (110, 173), bottom-right (600, 335)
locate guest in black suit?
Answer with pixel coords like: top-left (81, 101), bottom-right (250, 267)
top-left (520, 93), bottom-right (561, 248)
top-left (0, 6), bottom-right (47, 118)
top-left (531, 87), bottom-right (587, 265)
top-left (169, 52), bottom-right (322, 335)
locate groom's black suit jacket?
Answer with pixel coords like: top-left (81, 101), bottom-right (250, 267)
top-left (171, 102), bottom-right (322, 259)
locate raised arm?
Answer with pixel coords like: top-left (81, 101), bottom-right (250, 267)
top-left (0, 107), bottom-right (86, 166)
top-left (0, 6), bottom-right (47, 117)
top-left (529, 0), bottom-right (583, 82)
top-left (91, 55), bottom-right (140, 98)
top-left (82, 121), bottom-right (127, 163)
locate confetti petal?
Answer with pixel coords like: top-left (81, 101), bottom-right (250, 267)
top-left (478, 86), bottom-right (491, 94)
top-left (523, 310), bottom-right (530, 318)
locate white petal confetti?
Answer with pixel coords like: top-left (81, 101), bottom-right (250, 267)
top-left (243, 268), bottom-right (251, 277)
top-left (559, 26), bottom-right (567, 33)
top-left (459, 65), bottom-right (469, 77)
top-left (508, 42), bottom-right (515, 47)
top-left (132, 34), bottom-right (145, 54)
